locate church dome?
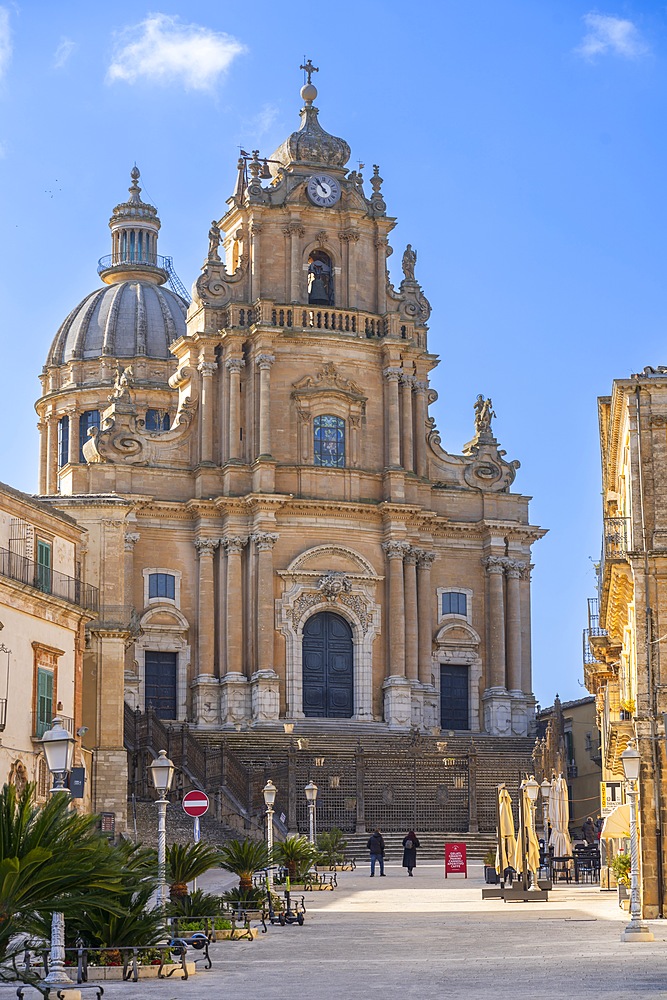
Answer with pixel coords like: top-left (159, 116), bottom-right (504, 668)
top-left (47, 281), bottom-right (186, 365)
top-left (45, 167), bottom-right (188, 367)
top-left (272, 71), bottom-right (350, 169)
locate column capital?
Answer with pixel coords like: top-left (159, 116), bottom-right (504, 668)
top-left (226, 357), bottom-right (246, 374)
top-left (382, 540), bottom-right (410, 560)
top-left (415, 548), bottom-right (436, 568)
top-left (505, 558), bottom-right (527, 579)
top-left (283, 222), bottom-right (305, 238)
top-left (221, 534), bottom-right (248, 554)
top-left (400, 373), bottom-right (416, 389)
top-left (255, 353), bottom-right (276, 370)
top-left (413, 379), bottom-right (429, 396)
top-left (403, 546), bottom-right (418, 565)
top-left (383, 366), bottom-right (402, 383)
top-left (198, 360), bottom-right (218, 376)
top-left (195, 537), bottom-right (219, 556)
top-left (124, 531), bottom-right (140, 551)
top-left (482, 555), bottom-right (506, 575)
top-left (251, 531), bottom-right (278, 551)
top-left (339, 229), bottom-right (360, 243)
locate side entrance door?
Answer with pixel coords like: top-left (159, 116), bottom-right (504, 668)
top-left (440, 664), bottom-right (469, 731)
top-left (302, 612), bottom-right (353, 718)
top-left (145, 651), bottom-right (177, 719)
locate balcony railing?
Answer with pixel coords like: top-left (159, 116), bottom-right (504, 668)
top-left (32, 713), bottom-right (74, 739)
top-left (98, 252), bottom-right (167, 273)
top-left (0, 547), bottom-right (99, 612)
top-left (604, 517), bottom-right (630, 561)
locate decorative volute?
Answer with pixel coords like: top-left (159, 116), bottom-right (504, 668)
top-left (99, 167), bottom-right (167, 286)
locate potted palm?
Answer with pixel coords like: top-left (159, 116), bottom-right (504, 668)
top-left (272, 835), bottom-right (318, 884)
top-left (611, 852), bottom-right (631, 908)
top-left (166, 841), bottom-right (221, 902)
top-left (316, 828), bottom-right (348, 870)
top-left (218, 838), bottom-right (270, 900)
top-left (483, 848), bottom-right (499, 885)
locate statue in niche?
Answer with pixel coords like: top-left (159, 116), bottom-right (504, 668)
top-left (474, 394), bottom-right (495, 434)
top-left (402, 244), bottom-right (417, 281)
top-left (307, 250), bottom-right (333, 305)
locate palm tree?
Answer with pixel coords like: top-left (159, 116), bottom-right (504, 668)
top-left (0, 783), bottom-right (125, 961)
top-left (272, 835), bottom-right (318, 880)
top-left (218, 839), bottom-right (270, 894)
top-left (166, 842), bottom-right (221, 901)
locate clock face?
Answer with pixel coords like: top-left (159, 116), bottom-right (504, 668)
top-left (307, 174), bottom-right (341, 208)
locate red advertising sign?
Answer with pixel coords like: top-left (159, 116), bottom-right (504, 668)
top-left (444, 842), bottom-right (467, 878)
top-left (182, 790), bottom-right (210, 818)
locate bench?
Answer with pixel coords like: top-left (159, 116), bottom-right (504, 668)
top-left (21, 944), bottom-right (190, 985)
top-left (15, 986), bottom-right (104, 999)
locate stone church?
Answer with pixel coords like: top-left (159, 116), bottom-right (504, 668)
top-left (36, 65), bottom-right (545, 821)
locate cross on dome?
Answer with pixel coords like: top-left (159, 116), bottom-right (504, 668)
top-left (300, 59), bottom-right (319, 84)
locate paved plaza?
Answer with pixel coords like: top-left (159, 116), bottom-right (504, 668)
top-left (53, 862), bottom-right (667, 1000)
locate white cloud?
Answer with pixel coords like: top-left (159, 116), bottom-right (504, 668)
top-left (53, 37), bottom-right (76, 70)
top-left (0, 7), bottom-right (12, 81)
top-left (576, 13), bottom-right (649, 60)
top-left (250, 103), bottom-right (279, 136)
top-left (107, 13), bottom-right (246, 91)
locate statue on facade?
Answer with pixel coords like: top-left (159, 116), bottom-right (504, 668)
top-left (110, 365), bottom-right (134, 402)
top-left (208, 220), bottom-right (221, 261)
top-left (402, 244), bottom-right (417, 281)
top-left (473, 394), bottom-right (495, 435)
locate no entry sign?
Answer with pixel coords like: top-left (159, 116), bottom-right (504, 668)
top-left (182, 790), bottom-right (210, 818)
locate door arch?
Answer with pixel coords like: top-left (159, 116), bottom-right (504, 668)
top-left (302, 611), bottom-right (353, 718)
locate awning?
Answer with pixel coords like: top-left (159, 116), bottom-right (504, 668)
top-left (600, 803), bottom-right (630, 841)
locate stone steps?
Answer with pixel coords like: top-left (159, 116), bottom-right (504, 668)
top-left (127, 800), bottom-right (241, 849)
top-left (342, 831), bottom-right (496, 864)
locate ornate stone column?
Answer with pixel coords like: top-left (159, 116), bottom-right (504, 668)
top-left (250, 223), bottom-right (262, 302)
top-left (198, 361), bottom-right (218, 465)
top-left (46, 413), bottom-right (58, 494)
top-left (482, 554), bottom-right (512, 736)
top-left (375, 237), bottom-right (388, 314)
top-left (404, 548), bottom-right (419, 682)
top-left (193, 537), bottom-right (219, 725)
top-left (416, 549), bottom-right (437, 729)
top-left (505, 559), bottom-right (525, 693)
top-left (414, 380), bottom-right (428, 478)
top-left (251, 531), bottom-right (280, 722)
top-left (220, 535), bottom-right (250, 725)
top-left (256, 354), bottom-right (275, 458)
top-left (384, 368), bottom-right (402, 468)
top-left (38, 419), bottom-right (47, 494)
top-left (226, 357), bottom-right (245, 462)
top-left (382, 540), bottom-right (411, 728)
top-left (66, 407), bottom-right (79, 466)
top-left (284, 222), bottom-right (304, 303)
top-left (401, 374), bottom-right (415, 473)
top-left (123, 531), bottom-right (140, 608)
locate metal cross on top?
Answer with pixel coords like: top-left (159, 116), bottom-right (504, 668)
top-left (300, 59), bottom-right (319, 84)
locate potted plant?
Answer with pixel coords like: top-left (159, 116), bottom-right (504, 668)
top-left (218, 838), bottom-right (270, 897)
top-left (611, 852), bottom-right (631, 907)
top-left (272, 835), bottom-right (318, 882)
top-left (483, 848), bottom-right (499, 885)
top-left (316, 828), bottom-right (348, 869)
top-left (166, 841), bottom-right (221, 902)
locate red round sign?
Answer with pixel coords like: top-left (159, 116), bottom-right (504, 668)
top-left (182, 790), bottom-right (210, 818)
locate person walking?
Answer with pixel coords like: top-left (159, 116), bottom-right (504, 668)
top-left (367, 828), bottom-right (386, 877)
top-left (402, 830), bottom-right (420, 876)
top-left (582, 816), bottom-right (596, 846)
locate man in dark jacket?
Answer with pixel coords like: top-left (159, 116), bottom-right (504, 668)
top-left (367, 828), bottom-right (386, 876)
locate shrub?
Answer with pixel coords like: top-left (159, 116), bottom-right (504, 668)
top-left (218, 839), bottom-right (270, 892)
top-left (166, 888), bottom-right (223, 917)
top-left (611, 852), bottom-right (631, 887)
top-left (316, 828), bottom-right (348, 866)
top-left (272, 835), bottom-right (317, 880)
top-left (166, 841), bottom-right (221, 901)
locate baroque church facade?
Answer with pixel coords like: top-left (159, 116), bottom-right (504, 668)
top-left (36, 66), bottom-right (545, 820)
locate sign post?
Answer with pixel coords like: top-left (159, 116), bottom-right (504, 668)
top-left (444, 842), bottom-right (467, 878)
top-left (182, 790), bottom-right (209, 892)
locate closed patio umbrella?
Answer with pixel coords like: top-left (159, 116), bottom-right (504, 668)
top-left (513, 785), bottom-right (541, 876)
top-left (497, 786), bottom-right (517, 875)
top-left (549, 774), bottom-right (572, 858)
top-left (601, 804), bottom-right (630, 841)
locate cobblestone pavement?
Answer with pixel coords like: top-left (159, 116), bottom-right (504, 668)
top-left (25, 863), bottom-right (667, 1000)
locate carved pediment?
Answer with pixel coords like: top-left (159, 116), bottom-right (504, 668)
top-left (292, 363), bottom-right (366, 403)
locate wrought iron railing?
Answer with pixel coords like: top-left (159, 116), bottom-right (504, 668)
top-left (0, 546), bottom-right (98, 611)
top-left (604, 517), bottom-right (630, 561)
top-left (98, 252), bottom-right (167, 272)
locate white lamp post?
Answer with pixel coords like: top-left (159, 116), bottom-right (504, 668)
top-left (149, 749), bottom-right (175, 908)
top-left (620, 741), bottom-right (654, 941)
top-left (263, 779), bottom-right (277, 889)
top-left (40, 718), bottom-right (77, 988)
top-left (524, 775), bottom-right (540, 891)
top-left (305, 780), bottom-right (318, 846)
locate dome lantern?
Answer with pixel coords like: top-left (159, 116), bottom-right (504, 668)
top-left (98, 167), bottom-right (167, 286)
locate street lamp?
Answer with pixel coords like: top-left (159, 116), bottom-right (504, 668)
top-left (149, 749), bottom-right (175, 908)
top-left (523, 776), bottom-right (540, 891)
top-left (305, 780), bottom-right (318, 846)
top-left (620, 741), bottom-right (654, 942)
top-left (40, 718), bottom-right (77, 989)
top-left (263, 779), bottom-right (277, 889)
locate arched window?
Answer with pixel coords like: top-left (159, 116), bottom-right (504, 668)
top-left (145, 409), bottom-right (170, 432)
top-left (314, 415), bottom-right (345, 468)
top-left (79, 410), bottom-right (100, 463)
top-left (307, 250), bottom-right (334, 306)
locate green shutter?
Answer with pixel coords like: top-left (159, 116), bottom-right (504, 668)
top-left (37, 668), bottom-right (54, 738)
top-left (37, 541), bottom-right (52, 594)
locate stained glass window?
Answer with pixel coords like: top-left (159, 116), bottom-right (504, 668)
top-left (314, 415), bottom-right (345, 468)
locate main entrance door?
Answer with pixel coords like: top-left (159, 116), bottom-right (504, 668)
top-left (145, 651), bottom-right (177, 719)
top-left (440, 664), bottom-right (469, 730)
top-left (302, 612), bottom-right (353, 718)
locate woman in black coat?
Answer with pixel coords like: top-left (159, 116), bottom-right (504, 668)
top-left (402, 831), bottom-right (420, 876)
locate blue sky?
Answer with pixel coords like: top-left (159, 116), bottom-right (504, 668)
top-left (1, 1), bottom-right (666, 707)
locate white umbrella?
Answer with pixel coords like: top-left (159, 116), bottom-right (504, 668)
top-left (601, 804), bottom-right (630, 841)
top-left (548, 774), bottom-right (572, 858)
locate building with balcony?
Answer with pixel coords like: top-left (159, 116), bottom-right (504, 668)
top-left (34, 65), bottom-right (546, 829)
top-left (584, 367), bottom-right (667, 917)
top-left (0, 481), bottom-right (97, 801)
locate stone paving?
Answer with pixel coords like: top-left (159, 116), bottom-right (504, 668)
top-left (24, 863), bottom-right (667, 999)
